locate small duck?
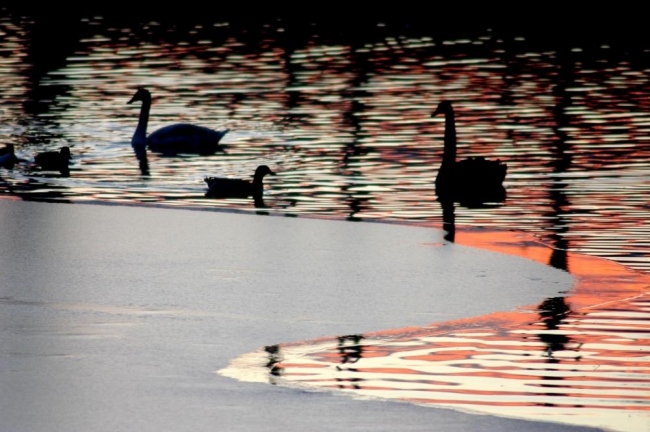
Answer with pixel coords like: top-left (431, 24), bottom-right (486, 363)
top-left (431, 101), bottom-right (507, 205)
top-left (0, 144), bottom-right (14, 156)
top-left (34, 146), bottom-right (72, 172)
top-left (128, 87), bottom-right (229, 156)
top-left (0, 144), bottom-right (19, 168)
top-left (205, 165), bottom-right (276, 199)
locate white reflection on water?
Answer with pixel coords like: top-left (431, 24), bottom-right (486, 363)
top-left (1, 13), bottom-right (648, 266)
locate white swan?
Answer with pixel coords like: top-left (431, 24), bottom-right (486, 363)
top-left (128, 87), bottom-right (229, 156)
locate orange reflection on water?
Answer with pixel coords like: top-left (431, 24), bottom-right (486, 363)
top-left (454, 228), bottom-right (650, 310)
top-left (229, 227), bottom-right (650, 431)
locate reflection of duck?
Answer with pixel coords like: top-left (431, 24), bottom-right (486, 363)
top-left (337, 334), bottom-right (364, 365)
top-left (34, 146), bottom-right (71, 173)
top-left (432, 101), bottom-right (507, 205)
top-left (127, 87), bottom-right (229, 156)
top-left (264, 345), bottom-right (284, 378)
top-left (335, 335), bottom-right (364, 389)
top-left (204, 165), bottom-right (276, 199)
top-left (0, 144), bottom-right (19, 168)
top-left (8, 177), bottom-right (70, 203)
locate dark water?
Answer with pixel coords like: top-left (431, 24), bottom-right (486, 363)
top-left (2, 9), bottom-right (648, 274)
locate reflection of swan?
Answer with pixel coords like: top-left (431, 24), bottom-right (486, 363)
top-left (34, 146), bottom-right (71, 172)
top-left (204, 165), bottom-right (276, 199)
top-left (0, 144), bottom-right (18, 168)
top-left (127, 87), bottom-right (229, 156)
top-left (440, 198), bottom-right (455, 242)
top-left (432, 101), bottom-right (506, 204)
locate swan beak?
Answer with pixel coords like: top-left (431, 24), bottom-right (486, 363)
top-left (127, 96), bottom-right (135, 105)
top-left (431, 108), bottom-right (441, 118)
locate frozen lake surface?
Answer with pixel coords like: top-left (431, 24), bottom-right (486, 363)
top-left (0, 200), bottom-right (603, 432)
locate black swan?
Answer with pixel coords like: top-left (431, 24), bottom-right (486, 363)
top-left (205, 165), bottom-right (276, 199)
top-left (128, 87), bottom-right (229, 156)
top-left (432, 101), bottom-right (506, 205)
top-left (34, 146), bottom-right (72, 172)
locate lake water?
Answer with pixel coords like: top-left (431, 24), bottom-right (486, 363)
top-left (1, 8), bottom-right (649, 430)
top-left (1, 9), bottom-right (648, 274)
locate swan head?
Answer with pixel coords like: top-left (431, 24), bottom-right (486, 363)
top-left (127, 87), bottom-right (151, 105)
top-left (432, 101), bottom-right (453, 117)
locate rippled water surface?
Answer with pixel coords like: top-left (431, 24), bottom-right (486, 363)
top-left (1, 10), bottom-right (648, 274)
top-left (220, 228), bottom-right (650, 431)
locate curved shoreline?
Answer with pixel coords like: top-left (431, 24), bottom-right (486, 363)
top-left (219, 224), bottom-right (650, 431)
top-left (1, 198), bottom-right (607, 432)
top-left (2, 199), bottom-right (648, 431)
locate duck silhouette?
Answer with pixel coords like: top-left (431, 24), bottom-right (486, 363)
top-left (0, 144), bottom-right (19, 168)
top-left (34, 146), bottom-right (72, 174)
top-left (128, 87), bottom-right (230, 156)
top-left (204, 165), bottom-right (276, 200)
top-left (432, 101), bottom-right (506, 205)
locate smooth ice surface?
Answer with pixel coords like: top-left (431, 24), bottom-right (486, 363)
top-left (0, 200), bottom-right (598, 432)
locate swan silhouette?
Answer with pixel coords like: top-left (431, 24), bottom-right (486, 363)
top-left (128, 87), bottom-right (229, 156)
top-left (205, 165), bottom-right (276, 199)
top-left (432, 101), bottom-right (506, 205)
top-left (34, 146), bottom-right (72, 173)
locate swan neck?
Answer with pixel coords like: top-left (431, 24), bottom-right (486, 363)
top-left (132, 98), bottom-right (151, 146)
top-left (442, 110), bottom-right (457, 163)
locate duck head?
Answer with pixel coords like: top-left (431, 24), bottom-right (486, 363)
top-left (254, 165), bottom-right (276, 179)
top-left (60, 146), bottom-right (72, 160)
top-left (127, 87), bottom-right (151, 105)
top-left (432, 101), bottom-right (453, 118)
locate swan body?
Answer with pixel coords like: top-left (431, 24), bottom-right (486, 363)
top-left (432, 101), bottom-right (506, 204)
top-left (34, 146), bottom-right (72, 172)
top-left (205, 165), bottom-right (275, 199)
top-left (128, 87), bottom-right (229, 156)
